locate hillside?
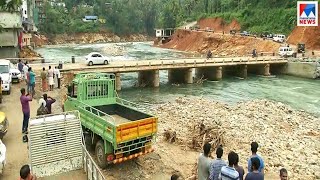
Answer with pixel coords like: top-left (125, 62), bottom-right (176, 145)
top-left (287, 8), bottom-right (320, 50)
top-left (161, 29), bottom-right (281, 56)
top-left (32, 0), bottom-right (298, 36)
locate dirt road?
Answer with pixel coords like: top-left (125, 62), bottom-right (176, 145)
top-left (0, 82), bottom-right (85, 180)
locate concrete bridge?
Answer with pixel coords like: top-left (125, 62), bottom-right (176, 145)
top-left (50, 56), bottom-right (287, 90)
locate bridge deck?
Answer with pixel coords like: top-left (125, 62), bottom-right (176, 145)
top-left (32, 56), bottom-right (288, 73)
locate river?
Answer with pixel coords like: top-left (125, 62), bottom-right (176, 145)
top-left (36, 42), bottom-right (320, 116)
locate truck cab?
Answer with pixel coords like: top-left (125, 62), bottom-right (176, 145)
top-left (64, 73), bottom-right (157, 168)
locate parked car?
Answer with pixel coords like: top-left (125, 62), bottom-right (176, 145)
top-left (0, 60), bottom-right (12, 95)
top-left (273, 34), bottom-right (286, 43)
top-left (230, 29), bottom-right (236, 35)
top-left (278, 46), bottom-right (294, 57)
top-left (10, 63), bottom-right (21, 83)
top-left (85, 52), bottom-right (109, 66)
top-left (240, 31), bottom-right (250, 36)
top-left (205, 27), bottom-right (214, 32)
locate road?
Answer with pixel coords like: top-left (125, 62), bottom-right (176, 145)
top-left (0, 82), bottom-right (85, 180)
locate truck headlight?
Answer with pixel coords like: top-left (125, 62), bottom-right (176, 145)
top-left (0, 125), bottom-right (3, 130)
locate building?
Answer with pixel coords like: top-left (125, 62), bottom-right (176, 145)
top-left (0, 11), bottom-right (23, 58)
top-left (83, 16), bottom-right (98, 22)
top-left (155, 28), bottom-right (175, 44)
top-left (21, 0), bottom-right (28, 21)
top-left (22, 33), bottom-right (32, 47)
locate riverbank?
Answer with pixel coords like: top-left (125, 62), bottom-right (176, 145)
top-left (151, 97), bottom-right (320, 180)
top-left (32, 33), bottom-right (153, 47)
top-left (0, 74), bottom-right (319, 179)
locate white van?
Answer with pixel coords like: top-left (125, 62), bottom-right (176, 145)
top-left (273, 34), bottom-right (286, 43)
top-left (0, 60), bottom-right (12, 94)
top-left (278, 47), bottom-right (294, 57)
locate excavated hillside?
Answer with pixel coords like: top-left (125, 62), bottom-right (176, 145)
top-left (198, 17), bottom-right (241, 32)
top-left (161, 29), bottom-right (281, 56)
top-left (287, 4), bottom-right (320, 50)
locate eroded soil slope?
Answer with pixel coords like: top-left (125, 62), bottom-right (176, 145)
top-left (161, 29), bottom-right (281, 56)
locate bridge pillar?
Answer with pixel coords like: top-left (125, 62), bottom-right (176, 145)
top-left (138, 70), bottom-right (159, 87)
top-left (185, 68), bottom-right (193, 84)
top-left (260, 64), bottom-right (271, 76)
top-left (115, 73), bottom-right (121, 91)
top-left (195, 67), bottom-right (223, 81)
top-left (168, 68), bottom-right (193, 84)
top-left (214, 66), bottom-right (223, 81)
top-left (238, 65), bottom-right (248, 79)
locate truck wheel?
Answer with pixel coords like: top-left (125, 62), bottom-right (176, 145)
top-left (104, 60), bottom-right (108, 65)
top-left (7, 89), bottom-right (10, 95)
top-left (95, 140), bottom-right (107, 168)
top-left (89, 61), bottom-right (93, 66)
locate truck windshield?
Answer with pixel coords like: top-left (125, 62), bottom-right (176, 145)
top-left (0, 65), bottom-right (9, 73)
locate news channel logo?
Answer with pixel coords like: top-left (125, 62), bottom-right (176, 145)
top-left (297, 1), bottom-right (318, 26)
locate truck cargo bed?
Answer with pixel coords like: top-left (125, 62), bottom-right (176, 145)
top-left (102, 115), bottom-right (131, 125)
top-left (87, 104), bottom-right (151, 124)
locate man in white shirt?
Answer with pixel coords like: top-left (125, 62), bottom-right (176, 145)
top-left (198, 143), bottom-right (212, 180)
top-left (22, 62), bottom-right (29, 82)
top-left (54, 66), bottom-right (61, 89)
top-left (219, 151), bottom-right (239, 180)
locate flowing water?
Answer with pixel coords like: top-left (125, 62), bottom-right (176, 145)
top-left (36, 42), bottom-right (320, 116)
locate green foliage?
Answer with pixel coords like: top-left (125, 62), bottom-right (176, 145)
top-left (0, 0), bottom-right (22, 12)
top-left (39, 0), bottom-right (302, 35)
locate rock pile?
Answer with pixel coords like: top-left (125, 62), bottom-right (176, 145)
top-left (152, 97), bottom-right (320, 180)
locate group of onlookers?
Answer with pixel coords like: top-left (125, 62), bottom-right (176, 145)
top-left (40, 65), bottom-right (61, 92)
top-left (194, 142), bottom-right (288, 180)
top-left (17, 60), bottom-right (61, 99)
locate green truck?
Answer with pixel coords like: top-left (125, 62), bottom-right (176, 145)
top-left (64, 73), bottom-right (157, 168)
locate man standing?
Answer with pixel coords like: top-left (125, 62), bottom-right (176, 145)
top-left (244, 157), bottom-right (263, 180)
top-left (23, 62), bottom-right (29, 83)
top-left (43, 94), bottom-right (56, 114)
top-left (209, 146), bottom-right (227, 180)
top-left (47, 66), bottom-right (54, 91)
top-left (279, 168), bottom-right (288, 180)
top-left (198, 143), bottom-right (212, 180)
top-left (235, 153), bottom-right (245, 180)
top-left (18, 60), bottom-right (23, 77)
top-left (54, 66), bottom-right (61, 89)
top-left (247, 142), bottom-right (264, 174)
top-left (219, 151), bottom-right (239, 180)
top-left (20, 88), bottom-right (32, 134)
top-left (40, 67), bottom-right (47, 92)
top-left (28, 68), bottom-right (36, 98)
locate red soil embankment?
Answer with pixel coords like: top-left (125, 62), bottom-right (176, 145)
top-left (287, 8), bottom-right (320, 51)
top-left (198, 18), bottom-right (241, 32)
top-left (161, 29), bottom-right (281, 56)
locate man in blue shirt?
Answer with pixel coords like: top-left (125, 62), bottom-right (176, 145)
top-left (209, 146), bottom-right (227, 180)
top-left (247, 142), bottom-right (264, 175)
top-left (28, 67), bottom-right (36, 98)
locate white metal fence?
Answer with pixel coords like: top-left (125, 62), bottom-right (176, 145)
top-left (28, 111), bottom-right (106, 180)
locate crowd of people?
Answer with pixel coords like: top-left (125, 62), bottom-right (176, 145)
top-left (195, 142), bottom-right (288, 180)
top-left (18, 60), bottom-right (58, 135)
top-left (17, 60), bottom-right (61, 98)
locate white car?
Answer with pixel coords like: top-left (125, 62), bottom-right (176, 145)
top-left (278, 47), bottom-right (294, 57)
top-left (85, 52), bottom-right (109, 66)
top-left (0, 60), bottom-right (12, 94)
top-left (10, 63), bottom-right (22, 83)
top-left (273, 34), bottom-right (286, 43)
